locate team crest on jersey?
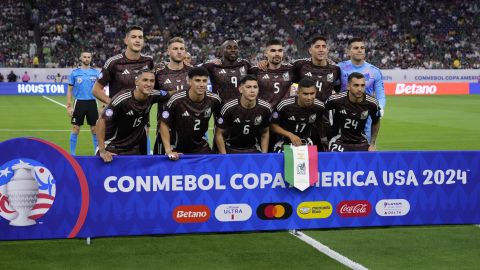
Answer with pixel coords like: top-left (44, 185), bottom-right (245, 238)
top-left (0, 159), bottom-right (56, 227)
top-left (308, 114), bottom-right (316, 123)
top-left (254, 116), bottom-right (262, 125)
top-left (204, 108), bottom-right (211, 118)
top-left (76, 78), bottom-right (82, 84)
top-left (327, 73), bottom-right (334, 82)
top-left (360, 110), bottom-right (369, 120)
top-left (105, 109), bottom-right (113, 117)
top-left (240, 67), bottom-right (246, 76)
top-left (283, 72), bottom-right (290, 81)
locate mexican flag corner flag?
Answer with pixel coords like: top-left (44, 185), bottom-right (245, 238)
top-left (284, 145), bottom-right (318, 191)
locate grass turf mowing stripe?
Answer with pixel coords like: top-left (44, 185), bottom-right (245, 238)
top-left (290, 230), bottom-right (368, 270)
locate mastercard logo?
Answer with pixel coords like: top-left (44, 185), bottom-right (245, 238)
top-left (256, 203), bottom-right (293, 220)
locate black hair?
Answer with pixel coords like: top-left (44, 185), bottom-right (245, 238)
top-left (188, 67), bottom-right (209, 79)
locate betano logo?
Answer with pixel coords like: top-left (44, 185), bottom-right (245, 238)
top-left (173, 205), bottom-right (210, 223)
top-left (395, 83), bottom-right (437, 95)
top-left (256, 203), bottom-right (292, 220)
top-left (336, 200), bottom-right (372, 218)
top-left (297, 201), bottom-right (333, 219)
top-left (215, 203), bottom-right (252, 222)
top-left (375, 199), bottom-right (410, 217)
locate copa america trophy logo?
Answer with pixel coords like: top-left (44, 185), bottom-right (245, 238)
top-left (0, 159), bottom-right (56, 226)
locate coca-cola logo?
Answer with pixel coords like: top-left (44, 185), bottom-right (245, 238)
top-left (336, 200), bottom-right (371, 218)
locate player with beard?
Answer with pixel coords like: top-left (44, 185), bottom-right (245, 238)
top-left (250, 39), bottom-right (294, 108)
top-left (271, 78), bottom-right (326, 152)
top-left (215, 75), bottom-right (272, 154)
top-left (203, 39), bottom-right (251, 102)
top-left (338, 37), bottom-right (385, 143)
top-left (153, 37), bottom-right (193, 154)
top-left (326, 72), bottom-right (381, 152)
top-left (96, 69), bottom-right (169, 163)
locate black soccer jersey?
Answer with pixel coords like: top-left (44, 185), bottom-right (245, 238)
top-left (217, 98), bottom-right (272, 150)
top-left (250, 63), bottom-right (294, 107)
top-left (98, 52), bottom-right (154, 98)
top-left (102, 89), bottom-right (169, 154)
top-left (292, 58), bottom-right (340, 102)
top-left (325, 92), bottom-right (380, 144)
top-left (271, 96), bottom-right (325, 143)
top-left (160, 90), bottom-right (221, 153)
top-left (203, 59), bottom-right (251, 102)
top-left (154, 65), bottom-right (192, 93)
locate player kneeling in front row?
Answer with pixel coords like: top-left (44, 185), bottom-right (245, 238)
top-left (160, 67), bottom-right (221, 160)
top-left (270, 78), bottom-right (326, 152)
top-left (96, 69), bottom-right (169, 162)
top-left (215, 75), bottom-right (272, 154)
top-left (326, 72), bottom-right (381, 152)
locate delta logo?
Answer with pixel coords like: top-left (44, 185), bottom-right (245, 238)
top-left (375, 199), bottom-right (410, 217)
top-left (214, 203), bottom-right (252, 222)
top-left (173, 205), bottom-right (210, 223)
top-left (256, 203), bottom-right (292, 220)
top-left (297, 201), bottom-right (333, 219)
top-left (336, 200), bottom-right (372, 218)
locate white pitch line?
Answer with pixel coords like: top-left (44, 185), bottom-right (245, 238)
top-left (290, 230), bottom-right (368, 270)
top-left (475, 224), bottom-right (480, 228)
top-left (42, 95), bottom-right (67, 108)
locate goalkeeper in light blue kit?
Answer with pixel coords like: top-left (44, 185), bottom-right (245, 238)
top-left (66, 51), bottom-right (100, 155)
top-left (338, 37), bottom-right (385, 144)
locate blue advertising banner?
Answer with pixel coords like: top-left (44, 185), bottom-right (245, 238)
top-left (0, 138), bottom-right (479, 240)
top-left (0, 83), bottom-right (67, 95)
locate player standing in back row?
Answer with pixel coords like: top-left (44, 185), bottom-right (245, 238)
top-left (250, 39), bottom-right (294, 108)
top-left (93, 25), bottom-right (154, 103)
top-left (153, 37), bottom-right (192, 155)
top-left (203, 39), bottom-right (251, 102)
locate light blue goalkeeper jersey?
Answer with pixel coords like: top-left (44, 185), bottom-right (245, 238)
top-left (338, 60), bottom-right (386, 110)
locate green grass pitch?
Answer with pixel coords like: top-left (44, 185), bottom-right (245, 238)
top-left (0, 95), bottom-right (479, 269)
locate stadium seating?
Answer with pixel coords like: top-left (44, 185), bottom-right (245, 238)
top-left (1, 0), bottom-right (478, 69)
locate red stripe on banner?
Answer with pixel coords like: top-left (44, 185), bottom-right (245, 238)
top-left (308, 145), bottom-right (318, 186)
top-left (37, 193), bottom-right (55, 200)
top-left (32, 203), bottom-right (52, 210)
top-left (29, 214), bottom-right (43, 220)
top-left (30, 138), bottom-right (89, 238)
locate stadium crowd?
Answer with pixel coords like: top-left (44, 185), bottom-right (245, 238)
top-left (1, 0), bottom-right (479, 69)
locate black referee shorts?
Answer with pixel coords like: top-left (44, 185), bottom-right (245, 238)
top-left (71, 99), bottom-right (98, 126)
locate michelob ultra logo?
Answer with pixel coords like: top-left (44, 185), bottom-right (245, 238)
top-left (297, 201), bottom-right (333, 219)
